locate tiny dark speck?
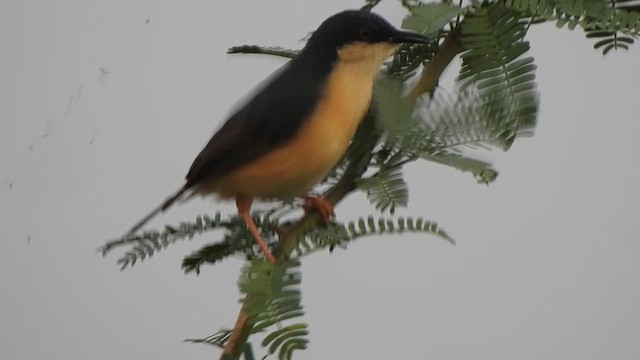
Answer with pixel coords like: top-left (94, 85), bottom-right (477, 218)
top-left (88, 130), bottom-right (97, 146)
top-left (145, 18), bottom-right (150, 24)
top-left (27, 236), bottom-right (30, 243)
top-left (99, 67), bottom-right (111, 74)
top-left (9, 182), bottom-right (13, 190)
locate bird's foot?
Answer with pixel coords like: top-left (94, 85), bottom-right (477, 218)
top-left (237, 197), bottom-right (277, 264)
top-left (302, 195), bottom-right (335, 223)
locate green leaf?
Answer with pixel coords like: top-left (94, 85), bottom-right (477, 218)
top-left (346, 216), bottom-right (455, 245)
top-left (373, 75), bottom-right (416, 138)
top-left (182, 242), bottom-right (236, 275)
top-left (184, 328), bottom-right (232, 349)
top-left (239, 260), bottom-right (310, 360)
top-left (458, 4), bottom-right (539, 150)
top-left (262, 324), bottom-right (308, 347)
top-left (101, 212), bottom-right (237, 270)
top-left (586, 25), bottom-right (636, 55)
top-left (358, 163), bottom-right (409, 214)
top-left (421, 152), bottom-right (498, 184)
top-left (402, 3), bottom-right (463, 35)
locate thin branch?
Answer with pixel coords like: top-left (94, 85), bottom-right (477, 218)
top-left (227, 45), bottom-right (298, 59)
top-left (407, 29), bottom-right (462, 100)
top-left (361, 0), bottom-right (383, 11)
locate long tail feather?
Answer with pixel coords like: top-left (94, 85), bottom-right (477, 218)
top-left (125, 185), bottom-right (189, 235)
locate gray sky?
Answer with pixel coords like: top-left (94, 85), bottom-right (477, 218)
top-left (1, 1), bottom-right (639, 359)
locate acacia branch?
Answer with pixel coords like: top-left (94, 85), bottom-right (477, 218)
top-left (220, 30), bottom-right (462, 360)
top-left (408, 29), bottom-right (462, 100)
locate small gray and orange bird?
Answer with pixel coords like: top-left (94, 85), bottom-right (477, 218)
top-left (125, 10), bottom-right (429, 263)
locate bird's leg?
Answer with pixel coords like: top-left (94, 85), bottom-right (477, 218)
top-left (302, 195), bottom-right (335, 224)
top-left (236, 197), bottom-right (276, 264)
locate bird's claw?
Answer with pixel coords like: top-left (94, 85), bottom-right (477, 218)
top-left (302, 195), bottom-right (335, 223)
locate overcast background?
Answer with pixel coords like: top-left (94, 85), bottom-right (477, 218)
top-left (1, 1), bottom-right (639, 359)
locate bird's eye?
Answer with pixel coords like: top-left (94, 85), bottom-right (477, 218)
top-left (358, 27), bottom-right (375, 41)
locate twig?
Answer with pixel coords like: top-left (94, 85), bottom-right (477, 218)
top-left (407, 29), bottom-right (462, 100)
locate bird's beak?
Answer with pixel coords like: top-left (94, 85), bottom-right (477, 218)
top-left (391, 29), bottom-right (430, 44)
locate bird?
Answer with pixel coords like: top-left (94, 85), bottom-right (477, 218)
top-left (124, 10), bottom-right (429, 264)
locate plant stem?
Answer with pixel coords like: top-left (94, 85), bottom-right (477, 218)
top-left (407, 29), bottom-right (462, 100)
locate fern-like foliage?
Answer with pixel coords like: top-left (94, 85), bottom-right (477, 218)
top-left (373, 76), bottom-right (506, 183)
top-left (387, 42), bottom-right (440, 80)
top-left (101, 212), bottom-right (280, 271)
top-left (586, 26), bottom-right (635, 53)
top-left (187, 330), bottom-right (258, 360)
top-left (261, 324), bottom-right (309, 360)
top-left (185, 329), bottom-right (232, 348)
top-left (359, 152), bottom-right (410, 214)
top-left (239, 260), bottom-right (308, 360)
top-left (554, 0), bottom-right (640, 34)
top-left (402, 2), bottom-right (463, 36)
top-left (417, 87), bottom-right (536, 152)
top-left (346, 216), bottom-right (455, 244)
top-left (373, 1), bottom-right (540, 182)
top-left (180, 214), bottom-right (281, 274)
top-left (359, 165), bottom-right (409, 214)
top-left (421, 152), bottom-right (499, 184)
top-left (100, 213), bottom-right (227, 270)
top-left (583, 0), bottom-right (638, 53)
top-left (501, 0), bottom-right (640, 32)
top-left (501, 0), bottom-right (640, 54)
top-left (458, 3), bottom-right (539, 149)
top-left (294, 216), bottom-right (455, 257)
top-left (385, 3), bottom-right (461, 80)
top-left (500, 0), bottom-right (557, 17)
top-left (182, 242), bottom-right (241, 275)
top-left (296, 222), bottom-right (353, 255)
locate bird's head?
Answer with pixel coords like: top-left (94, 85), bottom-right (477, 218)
top-left (304, 10), bottom-right (429, 66)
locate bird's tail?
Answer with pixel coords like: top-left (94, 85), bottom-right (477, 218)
top-left (125, 185), bottom-right (189, 235)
